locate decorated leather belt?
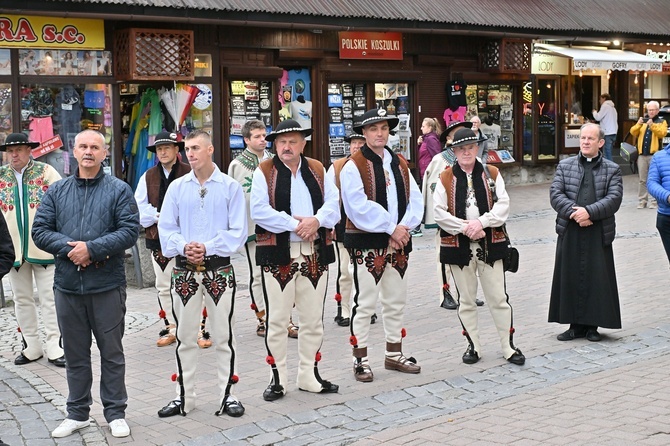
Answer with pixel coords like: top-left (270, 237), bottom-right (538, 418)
top-left (176, 255), bottom-right (230, 272)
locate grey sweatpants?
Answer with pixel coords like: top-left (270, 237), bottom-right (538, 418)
top-left (54, 287), bottom-right (128, 422)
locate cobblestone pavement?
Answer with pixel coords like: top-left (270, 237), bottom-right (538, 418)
top-left (2, 174), bottom-right (670, 445)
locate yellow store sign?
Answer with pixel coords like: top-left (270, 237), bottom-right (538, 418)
top-left (0, 15), bottom-right (104, 49)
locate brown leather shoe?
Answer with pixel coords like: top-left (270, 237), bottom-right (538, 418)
top-left (384, 355), bottom-right (421, 374)
top-left (197, 330), bottom-right (212, 348)
top-left (287, 322), bottom-right (299, 339)
top-left (156, 333), bottom-right (176, 347)
top-left (256, 320), bottom-right (266, 337)
top-left (353, 363), bottom-right (374, 382)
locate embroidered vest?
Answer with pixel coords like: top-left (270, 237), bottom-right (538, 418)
top-left (145, 161), bottom-right (191, 250)
top-left (344, 146), bottom-right (413, 254)
top-left (0, 160), bottom-right (59, 266)
top-left (438, 163), bottom-right (508, 266)
top-left (255, 155), bottom-right (335, 266)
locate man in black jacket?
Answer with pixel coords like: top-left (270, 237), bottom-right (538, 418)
top-left (0, 212), bottom-right (13, 278)
top-left (32, 129), bottom-right (139, 439)
top-left (549, 123), bottom-right (623, 342)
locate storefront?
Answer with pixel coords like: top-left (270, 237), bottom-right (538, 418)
top-left (532, 43), bottom-right (663, 156)
top-left (0, 15), bottom-right (115, 177)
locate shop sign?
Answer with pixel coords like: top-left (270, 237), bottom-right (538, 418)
top-left (564, 128), bottom-right (581, 148)
top-left (573, 59), bottom-right (662, 72)
top-left (0, 15), bottom-right (104, 49)
top-left (32, 135), bottom-right (63, 159)
top-left (645, 48), bottom-right (670, 62)
top-left (339, 32), bottom-right (403, 60)
top-left (531, 53), bottom-right (569, 75)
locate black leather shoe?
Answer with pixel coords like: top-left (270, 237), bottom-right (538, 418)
top-left (48, 356), bottom-right (66, 367)
top-left (300, 380), bottom-right (339, 394)
top-left (223, 399), bottom-right (245, 417)
top-left (157, 400), bottom-right (182, 417)
top-left (462, 347), bottom-right (480, 364)
top-left (507, 350), bottom-right (525, 365)
top-left (14, 353), bottom-right (41, 365)
top-left (370, 313), bottom-right (377, 324)
top-left (557, 328), bottom-right (586, 341)
top-left (262, 384), bottom-right (285, 401)
top-left (318, 380), bottom-right (339, 393)
top-left (337, 317), bottom-right (350, 327)
top-left (475, 299), bottom-right (485, 307)
top-left (586, 329), bottom-right (601, 342)
top-left (441, 289), bottom-right (458, 310)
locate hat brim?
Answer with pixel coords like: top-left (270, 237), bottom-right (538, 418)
top-left (266, 128), bottom-right (313, 142)
top-left (344, 135), bottom-right (366, 143)
top-left (0, 141), bottom-right (40, 151)
top-left (439, 122), bottom-right (473, 144)
top-left (353, 117), bottom-right (400, 135)
top-left (146, 141), bottom-right (185, 153)
top-left (450, 135), bottom-right (481, 149)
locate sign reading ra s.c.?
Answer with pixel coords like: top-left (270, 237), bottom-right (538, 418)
top-left (0, 15), bottom-right (104, 49)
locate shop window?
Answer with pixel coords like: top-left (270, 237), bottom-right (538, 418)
top-left (194, 54), bottom-right (212, 77)
top-left (0, 49), bottom-right (10, 75)
top-left (121, 82), bottom-right (212, 189)
top-left (19, 83), bottom-right (113, 177)
top-left (537, 80), bottom-right (558, 159)
top-left (375, 82), bottom-right (410, 160)
top-left (564, 74), bottom-right (600, 124)
top-left (0, 84), bottom-right (12, 164)
top-left (465, 83), bottom-right (516, 163)
top-left (229, 80), bottom-right (274, 159)
top-left (18, 49), bottom-right (112, 76)
top-left (643, 72), bottom-right (670, 107)
top-left (328, 82), bottom-right (367, 163)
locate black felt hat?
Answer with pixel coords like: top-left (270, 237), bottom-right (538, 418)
top-left (353, 109), bottom-right (400, 134)
top-left (146, 131), bottom-right (185, 153)
top-left (266, 119), bottom-right (313, 142)
top-left (344, 133), bottom-right (365, 143)
top-left (450, 128), bottom-right (480, 148)
top-left (439, 121), bottom-right (473, 144)
top-left (0, 133), bottom-right (39, 151)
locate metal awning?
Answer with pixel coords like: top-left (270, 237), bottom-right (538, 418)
top-left (535, 43), bottom-right (663, 72)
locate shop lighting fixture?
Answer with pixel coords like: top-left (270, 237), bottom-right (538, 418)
top-left (607, 69), bottom-right (611, 80)
top-left (613, 40), bottom-right (620, 46)
top-left (634, 73), bottom-right (639, 85)
top-left (591, 69), bottom-right (596, 74)
top-left (579, 70), bottom-right (583, 77)
top-left (644, 72), bottom-right (648, 78)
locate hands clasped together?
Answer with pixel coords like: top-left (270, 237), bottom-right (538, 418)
top-left (462, 219), bottom-right (486, 240)
top-left (67, 241), bottom-right (91, 269)
top-left (570, 206), bottom-right (592, 227)
top-left (184, 242), bottom-right (207, 264)
top-left (294, 216), bottom-right (320, 242)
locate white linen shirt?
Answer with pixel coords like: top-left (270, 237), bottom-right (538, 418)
top-left (340, 149), bottom-right (423, 235)
top-left (433, 167), bottom-right (509, 235)
top-left (158, 166), bottom-right (247, 258)
top-left (134, 165), bottom-right (170, 228)
top-left (250, 158), bottom-right (340, 242)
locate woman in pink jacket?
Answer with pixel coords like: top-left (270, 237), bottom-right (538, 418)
top-left (418, 117), bottom-right (443, 179)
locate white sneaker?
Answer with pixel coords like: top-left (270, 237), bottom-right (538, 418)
top-left (109, 418), bottom-right (130, 438)
top-left (52, 418), bottom-right (90, 438)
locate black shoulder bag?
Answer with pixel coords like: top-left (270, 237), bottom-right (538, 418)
top-left (483, 165), bottom-right (519, 273)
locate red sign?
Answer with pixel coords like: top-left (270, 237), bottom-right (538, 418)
top-left (32, 135), bottom-right (63, 159)
top-left (339, 32), bottom-right (403, 61)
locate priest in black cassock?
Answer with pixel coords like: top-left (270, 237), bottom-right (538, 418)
top-left (548, 123), bottom-right (623, 342)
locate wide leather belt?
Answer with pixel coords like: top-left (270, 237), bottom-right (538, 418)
top-left (176, 255), bottom-right (230, 272)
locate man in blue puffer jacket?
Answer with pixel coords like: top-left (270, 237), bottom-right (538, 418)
top-left (32, 129), bottom-right (139, 439)
top-left (648, 143), bottom-right (670, 263)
